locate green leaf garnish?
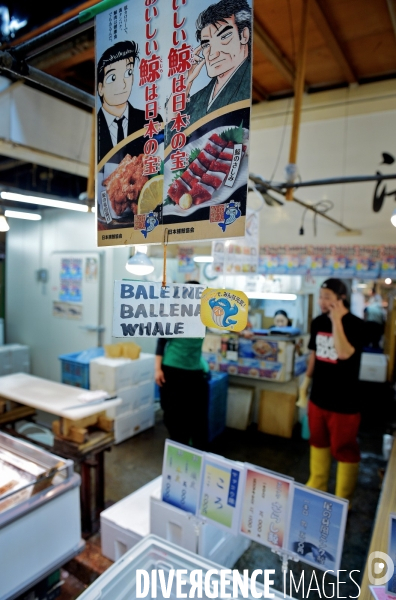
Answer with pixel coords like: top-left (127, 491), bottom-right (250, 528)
top-left (219, 121), bottom-right (244, 144)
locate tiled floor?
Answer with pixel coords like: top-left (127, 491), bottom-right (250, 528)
top-left (20, 398), bottom-right (390, 599)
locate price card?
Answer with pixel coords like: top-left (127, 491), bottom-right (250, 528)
top-left (286, 484), bottom-right (348, 571)
top-left (240, 464), bottom-right (293, 550)
top-left (198, 454), bottom-right (245, 534)
top-left (161, 440), bottom-right (203, 514)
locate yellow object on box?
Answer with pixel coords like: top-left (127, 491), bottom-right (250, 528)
top-left (200, 288), bottom-right (249, 332)
top-left (104, 344), bottom-right (123, 358)
top-left (119, 342), bottom-right (141, 360)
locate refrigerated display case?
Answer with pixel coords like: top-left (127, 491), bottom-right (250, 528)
top-left (0, 432), bottom-right (83, 600)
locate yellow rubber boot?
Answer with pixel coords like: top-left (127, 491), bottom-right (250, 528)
top-left (335, 461), bottom-right (359, 503)
top-left (306, 446), bottom-right (332, 491)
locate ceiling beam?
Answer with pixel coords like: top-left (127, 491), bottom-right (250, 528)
top-left (386, 0), bottom-right (396, 41)
top-left (311, 0), bottom-right (357, 83)
top-left (44, 46), bottom-right (95, 76)
top-left (253, 18), bottom-right (295, 85)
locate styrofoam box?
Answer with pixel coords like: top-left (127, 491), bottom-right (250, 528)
top-left (77, 535), bottom-right (291, 600)
top-left (90, 353), bottom-right (155, 393)
top-left (101, 476), bottom-right (162, 561)
top-left (0, 344), bottom-right (30, 376)
top-left (150, 496), bottom-right (250, 568)
top-left (106, 381), bottom-right (155, 418)
top-left (359, 352), bottom-right (388, 382)
top-left (226, 386), bottom-right (254, 430)
top-left (114, 404), bottom-right (155, 444)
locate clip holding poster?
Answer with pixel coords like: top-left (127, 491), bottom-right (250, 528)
top-left (201, 288), bottom-right (249, 332)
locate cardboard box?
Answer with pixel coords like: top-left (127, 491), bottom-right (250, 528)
top-left (258, 389), bottom-right (297, 438)
top-left (226, 385), bottom-right (254, 430)
top-left (90, 353), bottom-right (155, 392)
top-left (114, 404), bottom-right (155, 444)
top-left (106, 381), bottom-right (155, 418)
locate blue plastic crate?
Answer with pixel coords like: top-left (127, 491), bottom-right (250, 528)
top-left (207, 372), bottom-right (228, 442)
top-left (59, 347), bottom-right (104, 389)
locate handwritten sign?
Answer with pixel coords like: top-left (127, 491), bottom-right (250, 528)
top-left (113, 281), bottom-right (206, 338)
top-left (200, 288), bottom-right (249, 332)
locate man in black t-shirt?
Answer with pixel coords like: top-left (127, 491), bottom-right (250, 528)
top-left (297, 278), bottom-right (364, 504)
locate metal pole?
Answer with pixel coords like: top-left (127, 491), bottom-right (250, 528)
top-left (10, 16), bottom-right (94, 60)
top-left (278, 173), bottom-right (396, 189)
top-left (0, 50), bottom-right (95, 108)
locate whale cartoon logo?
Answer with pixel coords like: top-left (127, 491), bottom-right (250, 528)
top-left (141, 211), bottom-right (159, 238)
top-left (209, 297), bottom-right (239, 327)
top-left (218, 201), bottom-right (241, 232)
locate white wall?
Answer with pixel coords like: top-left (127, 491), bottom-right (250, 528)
top-left (250, 80), bottom-right (396, 245)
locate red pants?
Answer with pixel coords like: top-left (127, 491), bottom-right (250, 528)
top-left (308, 401), bottom-right (361, 462)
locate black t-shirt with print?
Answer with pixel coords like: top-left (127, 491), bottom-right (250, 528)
top-left (308, 312), bottom-right (364, 414)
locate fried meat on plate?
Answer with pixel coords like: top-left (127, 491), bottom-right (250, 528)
top-left (103, 154), bottom-right (148, 216)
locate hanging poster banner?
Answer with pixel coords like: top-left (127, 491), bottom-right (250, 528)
top-left (198, 454), bottom-right (245, 534)
top-left (240, 464), bottom-right (293, 551)
top-left (161, 440), bottom-right (203, 515)
top-left (200, 288), bottom-right (249, 332)
top-left (113, 281), bottom-right (206, 338)
top-left (96, 0), bottom-right (252, 247)
top-left (386, 513), bottom-right (396, 594)
top-left (286, 483), bottom-right (348, 572)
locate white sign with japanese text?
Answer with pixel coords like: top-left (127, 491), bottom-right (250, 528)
top-left (113, 281), bottom-right (206, 338)
top-left (161, 440), bottom-right (204, 515)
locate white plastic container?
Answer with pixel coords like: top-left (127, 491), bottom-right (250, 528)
top-left (226, 386), bottom-right (254, 430)
top-left (114, 404), bottom-right (155, 444)
top-left (0, 344), bottom-right (30, 376)
top-left (150, 497), bottom-right (250, 568)
top-left (101, 476), bottom-right (162, 561)
top-left (359, 352), bottom-right (387, 382)
top-left (106, 381), bottom-right (155, 418)
top-left (90, 353), bottom-right (155, 392)
top-left (77, 535), bottom-right (291, 600)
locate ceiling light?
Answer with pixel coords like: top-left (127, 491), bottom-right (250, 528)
top-left (1, 191), bottom-right (89, 212)
top-left (246, 292), bottom-right (297, 301)
top-left (4, 210), bottom-right (41, 221)
top-left (135, 245), bottom-right (148, 254)
top-left (194, 256), bottom-right (214, 263)
top-left (385, 278), bottom-right (392, 285)
top-left (391, 209), bottom-right (396, 227)
top-left (0, 215), bottom-right (9, 232)
top-left (125, 252), bottom-right (154, 276)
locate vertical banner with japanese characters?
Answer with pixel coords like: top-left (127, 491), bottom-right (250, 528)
top-left (286, 484), bottom-right (348, 571)
top-left (240, 465), bottom-right (294, 551)
top-left (161, 440), bottom-right (204, 514)
top-left (96, 0), bottom-right (164, 246)
top-left (96, 0), bottom-right (252, 247)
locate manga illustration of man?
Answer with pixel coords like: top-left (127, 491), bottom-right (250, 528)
top-left (186, 0), bottom-right (251, 123)
top-left (97, 40), bottom-right (148, 163)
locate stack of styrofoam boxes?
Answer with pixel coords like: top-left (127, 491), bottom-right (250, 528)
top-left (0, 344), bottom-right (30, 377)
top-left (100, 475), bottom-right (251, 569)
top-left (89, 353), bottom-right (155, 444)
top-left (101, 476), bottom-right (162, 561)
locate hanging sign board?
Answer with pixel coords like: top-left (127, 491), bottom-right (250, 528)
top-left (200, 288), bottom-right (249, 332)
top-left (161, 440), bottom-right (204, 514)
top-left (286, 483), bottom-right (348, 572)
top-left (96, 0), bottom-right (252, 247)
top-left (113, 281), bottom-right (206, 338)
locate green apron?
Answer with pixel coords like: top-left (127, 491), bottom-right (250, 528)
top-left (162, 338), bottom-right (208, 372)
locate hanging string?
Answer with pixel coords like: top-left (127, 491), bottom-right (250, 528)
top-left (162, 228), bottom-right (169, 288)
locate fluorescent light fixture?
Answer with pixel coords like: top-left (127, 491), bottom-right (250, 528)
top-left (1, 191), bottom-right (89, 212)
top-left (125, 252), bottom-right (154, 276)
top-left (385, 278), bottom-right (392, 285)
top-left (0, 215), bottom-right (9, 232)
top-left (91, 206), bottom-right (96, 213)
top-left (4, 210), bottom-right (41, 221)
top-left (246, 292), bottom-right (297, 301)
top-left (194, 256), bottom-right (214, 263)
top-left (391, 209), bottom-right (396, 227)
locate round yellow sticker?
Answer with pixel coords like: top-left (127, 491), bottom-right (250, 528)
top-left (200, 288), bottom-right (249, 332)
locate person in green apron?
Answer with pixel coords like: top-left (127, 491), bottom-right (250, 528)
top-left (155, 335), bottom-right (209, 449)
